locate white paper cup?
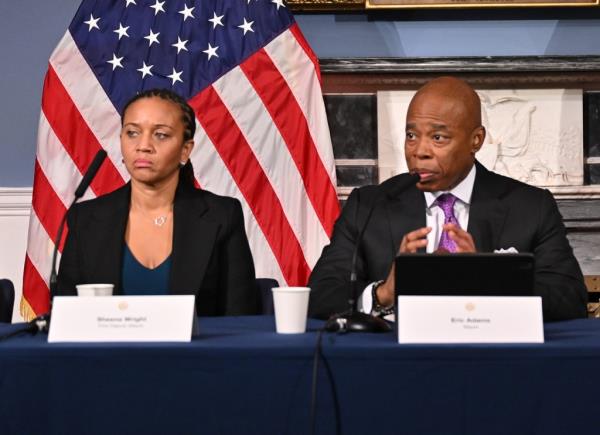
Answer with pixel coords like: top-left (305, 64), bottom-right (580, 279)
top-left (76, 284), bottom-right (114, 297)
top-left (272, 287), bottom-right (311, 334)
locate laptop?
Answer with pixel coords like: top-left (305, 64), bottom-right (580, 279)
top-left (394, 253), bottom-right (534, 297)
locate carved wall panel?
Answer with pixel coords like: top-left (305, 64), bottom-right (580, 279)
top-left (378, 89), bottom-right (584, 186)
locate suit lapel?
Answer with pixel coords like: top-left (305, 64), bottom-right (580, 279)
top-left (169, 188), bottom-right (218, 295)
top-left (467, 162), bottom-right (509, 252)
top-left (387, 185), bottom-right (427, 255)
top-left (88, 184), bottom-right (130, 294)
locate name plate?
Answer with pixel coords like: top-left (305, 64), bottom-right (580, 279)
top-left (48, 295), bottom-right (196, 343)
top-left (397, 296), bottom-right (544, 344)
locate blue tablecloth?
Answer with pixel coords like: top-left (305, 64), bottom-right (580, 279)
top-left (1, 316), bottom-right (599, 435)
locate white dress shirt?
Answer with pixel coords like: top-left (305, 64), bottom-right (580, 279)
top-left (359, 164), bottom-right (477, 314)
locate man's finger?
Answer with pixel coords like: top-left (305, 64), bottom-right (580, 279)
top-left (405, 238), bottom-right (428, 253)
top-left (399, 227), bottom-right (431, 253)
top-left (407, 227), bottom-right (431, 240)
top-left (448, 229), bottom-right (476, 253)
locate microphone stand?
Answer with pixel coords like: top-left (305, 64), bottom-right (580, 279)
top-left (325, 173), bottom-right (421, 333)
top-left (36, 150), bottom-right (108, 333)
top-left (48, 201), bottom-right (75, 302)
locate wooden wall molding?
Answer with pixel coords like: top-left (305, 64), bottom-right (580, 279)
top-left (320, 56), bottom-right (600, 92)
top-left (0, 188), bottom-right (32, 217)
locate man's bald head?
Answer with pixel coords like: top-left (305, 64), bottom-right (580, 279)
top-left (409, 76), bottom-right (482, 129)
top-left (404, 76), bottom-right (486, 192)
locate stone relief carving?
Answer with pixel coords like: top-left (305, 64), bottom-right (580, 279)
top-left (377, 89), bottom-right (583, 186)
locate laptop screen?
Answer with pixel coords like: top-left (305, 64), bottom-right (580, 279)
top-left (394, 253), bottom-right (534, 297)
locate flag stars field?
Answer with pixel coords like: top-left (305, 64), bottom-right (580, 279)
top-left (73, 2), bottom-right (284, 87)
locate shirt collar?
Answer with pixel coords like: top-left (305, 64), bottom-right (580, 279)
top-left (424, 164), bottom-right (477, 208)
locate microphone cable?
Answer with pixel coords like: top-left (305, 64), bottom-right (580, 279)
top-left (0, 314), bottom-right (49, 342)
top-left (309, 326), bottom-right (342, 435)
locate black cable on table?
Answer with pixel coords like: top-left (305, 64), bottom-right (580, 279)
top-left (310, 328), bottom-right (342, 435)
top-left (0, 315), bottom-right (49, 342)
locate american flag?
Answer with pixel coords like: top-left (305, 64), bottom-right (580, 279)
top-left (21, 0), bottom-right (339, 320)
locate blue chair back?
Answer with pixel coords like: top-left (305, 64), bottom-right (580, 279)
top-left (256, 278), bottom-right (278, 315)
top-left (0, 279), bottom-right (15, 323)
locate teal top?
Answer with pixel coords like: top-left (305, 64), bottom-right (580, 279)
top-left (121, 244), bottom-right (171, 295)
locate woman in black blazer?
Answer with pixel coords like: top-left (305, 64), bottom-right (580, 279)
top-left (57, 89), bottom-right (258, 316)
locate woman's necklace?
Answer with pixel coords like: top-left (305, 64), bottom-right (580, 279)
top-left (132, 208), bottom-right (171, 227)
top-left (153, 215), bottom-right (168, 227)
top-left (130, 194), bottom-right (173, 228)
top-left (151, 209), bottom-right (172, 227)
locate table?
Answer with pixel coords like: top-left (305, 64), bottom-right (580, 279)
top-left (1, 316), bottom-right (599, 435)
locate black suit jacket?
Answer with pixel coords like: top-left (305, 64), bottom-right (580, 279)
top-left (57, 182), bottom-right (258, 316)
top-left (308, 162), bottom-right (587, 321)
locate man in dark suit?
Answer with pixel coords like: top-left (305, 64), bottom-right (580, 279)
top-left (308, 76), bottom-right (587, 322)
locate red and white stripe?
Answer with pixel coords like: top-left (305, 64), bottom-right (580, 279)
top-left (50, 32), bottom-right (128, 181)
top-left (190, 125), bottom-right (286, 287)
top-left (22, 25), bottom-right (339, 319)
top-left (212, 66), bottom-right (329, 268)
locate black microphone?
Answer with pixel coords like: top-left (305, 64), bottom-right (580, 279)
top-left (326, 172), bottom-right (421, 333)
top-left (48, 149), bottom-right (108, 308)
top-left (74, 149), bottom-right (107, 198)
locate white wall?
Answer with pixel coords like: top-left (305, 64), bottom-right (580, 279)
top-left (0, 189), bottom-right (32, 322)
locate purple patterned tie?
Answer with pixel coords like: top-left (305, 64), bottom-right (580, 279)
top-left (436, 193), bottom-right (460, 253)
